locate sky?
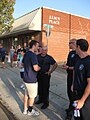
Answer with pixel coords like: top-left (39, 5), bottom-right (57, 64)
top-left (13, 0), bottom-right (90, 19)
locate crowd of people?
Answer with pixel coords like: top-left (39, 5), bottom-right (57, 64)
top-left (0, 38), bottom-right (90, 120)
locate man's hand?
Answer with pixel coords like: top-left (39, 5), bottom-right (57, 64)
top-left (75, 78), bottom-right (90, 110)
top-left (62, 64), bottom-right (69, 70)
top-left (45, 70), bottom-right (51, 76)
top-left (75, 99), bottom-right (84, 109)
top-left (45, 63), bottom-right (57, 76)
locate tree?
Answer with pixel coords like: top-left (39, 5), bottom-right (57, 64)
top-left (0, 0), bottom-right (15, 34)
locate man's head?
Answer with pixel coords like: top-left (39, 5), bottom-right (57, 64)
top-left (41, 46), bottom-right (48, 56)
top-left (69, 39), bottom-right (77, 50)
top-left (76, 39), bottom-right (89, 52)
top-left (29, 40), bottom-right (39, 52)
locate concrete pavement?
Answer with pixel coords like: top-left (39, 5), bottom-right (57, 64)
top-left (0, 63), bottom-right (70, 120)
top-left (0, 107), bottom-right (9, 120)
top-left (0, 101), bottom-right (17, 120)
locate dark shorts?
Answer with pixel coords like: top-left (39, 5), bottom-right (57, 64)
top-left (20, 72), bottom-right (24, 79)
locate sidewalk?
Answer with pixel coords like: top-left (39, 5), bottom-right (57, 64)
top-left (0, 63), bottom-right (69, 120)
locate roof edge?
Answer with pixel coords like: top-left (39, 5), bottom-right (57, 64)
top-left (41, 6), bottom-right (90, 20)
top-left (14, 7), bottom-right (41, 20)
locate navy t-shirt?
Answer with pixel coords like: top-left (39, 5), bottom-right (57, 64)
top-left (37, 54), bottom-right (56, 73)
top-left (73, 55), bottom-right (90, 92)
top-left (23, 51), bottom-right (38, 83)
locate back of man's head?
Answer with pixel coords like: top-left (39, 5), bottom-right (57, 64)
top-left (76, 39), bottom-right (89, 52)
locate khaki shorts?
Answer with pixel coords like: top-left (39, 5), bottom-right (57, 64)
top-left (25, 82), bottom-right (38, 98)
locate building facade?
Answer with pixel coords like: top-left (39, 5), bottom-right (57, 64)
top-left (0, 7), bottom-right (90, 63)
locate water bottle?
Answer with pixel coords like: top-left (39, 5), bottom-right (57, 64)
top-left (72, 102), bottom-right (80, 117)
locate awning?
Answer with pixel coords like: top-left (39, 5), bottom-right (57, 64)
top-left (0, 7), bottom-right (41, 38)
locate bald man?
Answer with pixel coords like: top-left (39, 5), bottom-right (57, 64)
top-left (36, 46), bottom-right (57, 109)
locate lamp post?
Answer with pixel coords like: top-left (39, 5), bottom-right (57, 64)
top-left (43, 24), bottom-right (53, 46)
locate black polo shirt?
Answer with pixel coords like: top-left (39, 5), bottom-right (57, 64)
top-left (67, 50), bottom-right (80, 73)
top-left (73, 55), bottom-right (90, 92)
top-left (37, 54), bottom-right (56, 73)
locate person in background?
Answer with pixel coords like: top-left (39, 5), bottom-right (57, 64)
top-left (62, 39), bottom-right (79, 120)
top-left (17, 44), bottom-right (22, 55)
top-left (23, 42), bottom-right (29, 53)
top-left (0, 44), bottom-right (6, 68)
top-left (72, 39), bottom-right (90, 120)
top-left (35, 46), bottom-right (57, 109)
top-left (13, 49), bottom-right (17, 67)
top-left (10, 45), bottom-right (15, 67)
top-left (31, 36), bottom-right (35, 40)
top-left (18, 49), bottom-right (25, 89)
top-left (7, 52), bottom-right (11, 63)
top-left (22, 40), bottom-right (40, 116)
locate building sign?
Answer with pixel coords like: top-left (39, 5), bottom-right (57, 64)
top-left (49, 15), bottom-right (60, 25)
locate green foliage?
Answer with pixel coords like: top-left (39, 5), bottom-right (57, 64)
top-left (0, 0), bottom-right (15, 34)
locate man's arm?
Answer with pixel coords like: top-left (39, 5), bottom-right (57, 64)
top-left (47, 63), bottom-right (58, 75)
top-left (75, 78), bottom-right (90, 109)
top-left (62, 64), bottom-right (74, 70)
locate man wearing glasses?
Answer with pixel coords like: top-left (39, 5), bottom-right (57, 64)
top-left (62, 39), bottom-right (79, 120)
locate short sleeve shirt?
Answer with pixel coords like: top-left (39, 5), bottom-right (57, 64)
top-left (37, 54), bottom-right (56, 73)
top-left (73, 55), bottom-right (90, 92)
top-left (23, 51), bottom-right (38, 83)
top-left (66, 50), bottom-right (80, 73)
top-left (10, 49), bottom-right (14, 57)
